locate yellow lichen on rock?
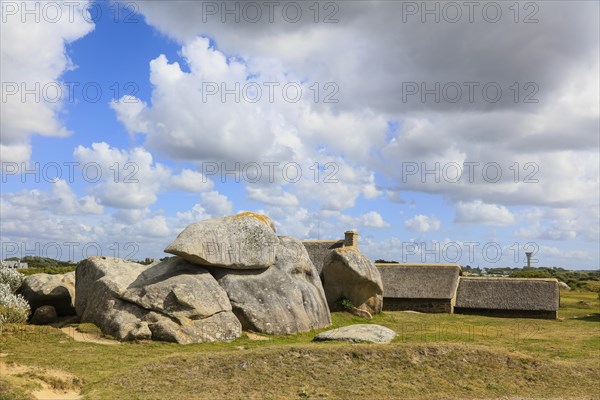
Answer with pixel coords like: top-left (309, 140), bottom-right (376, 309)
top-left (234, 212), bottom-right (272, 226)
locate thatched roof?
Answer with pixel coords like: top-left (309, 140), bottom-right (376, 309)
top-left (376, 264), bottom-right (461, 300)
top-left (455, 277), bottom-right (560, 311)
top-left (302, 240), bottom-right (344, 274)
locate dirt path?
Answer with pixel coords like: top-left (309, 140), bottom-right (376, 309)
top-left (0, 360), bottom-right (82, 400)
top-left (60, 326), bottom-right (120, 345)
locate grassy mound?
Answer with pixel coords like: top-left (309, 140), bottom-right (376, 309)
top-left (0, 291), bottom-right (598, 399)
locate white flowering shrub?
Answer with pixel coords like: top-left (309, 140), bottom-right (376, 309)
top-left (0, 265), bottom-right (25, 292)
top-left (0, 267), bottom-right (30, 325)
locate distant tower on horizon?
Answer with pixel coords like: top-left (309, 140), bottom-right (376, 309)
top-left (525, 252), bottom-right (533, 268)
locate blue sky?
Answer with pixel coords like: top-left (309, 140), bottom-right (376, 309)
top-left (1, 1), bottom-right (598, 269)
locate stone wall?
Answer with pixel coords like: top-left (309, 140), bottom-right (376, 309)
top-left (383, 298), bottom-right (452, 313)
top-left (453, 308), bottom-right (558, 319)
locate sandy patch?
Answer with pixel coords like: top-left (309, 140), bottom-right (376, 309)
top-left (32, 388), bottom-right (81, 400)
top-left (60, 327), bottom-right (120, 346)
top-left (0, 361), bottom-right (82, 400)
top-left (245, 332), bottom-right (271, 341)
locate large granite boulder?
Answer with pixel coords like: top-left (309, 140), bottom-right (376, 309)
top-left (209, 236), bottom-right (332, 335)
top-left (313, 324), bottom-right (397, 344)
top-left (75, 257), bottom-right (144, 317)
top-left (18, 272), bottom-right (76, 316)
top-left (165, 212), bottom-right (278, 269)
top-left (321, 247), bottom-right (383, 315)
top-left (75, 256), bottom-right (241, 344)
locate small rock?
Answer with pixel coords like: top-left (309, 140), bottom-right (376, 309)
top-left (558, 281), bottom-right (571, 290)
top-left (313, 324), bottom-right (397, 344)
top-left (349, 307), bottom-right (373, 319)
top-left (30, 305), bottom-right (58, 325)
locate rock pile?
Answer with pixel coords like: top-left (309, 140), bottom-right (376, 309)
top-left (20, 212), bottom-right (389, 344)
top-left (75, 256), bottom-right (241, 344)
top-left (75, 212), bottom-right (332, 343)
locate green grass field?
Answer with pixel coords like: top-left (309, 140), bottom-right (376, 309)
top-left (1, 291), bottom-right (598, 400)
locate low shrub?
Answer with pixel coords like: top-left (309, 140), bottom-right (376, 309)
top-left (336, 296), bottom-right (355, 312)
top-left (0, 265), bottom-right (25, 292)
top-left (0, 267), bottom-right (30, 325)
top-left (0, 304), bottom-right (30, 325)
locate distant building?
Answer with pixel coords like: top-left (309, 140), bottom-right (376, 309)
top-left (454, 277), bottom-right (560, 319)
top-left (376, 263), bottom-right (461, 313)
top-left (303, 232), bottom-right (558, 319)
top-left (0, 260), bottom-right (28, 269)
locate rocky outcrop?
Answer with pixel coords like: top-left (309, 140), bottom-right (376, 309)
top-left (75, 256), bottom-right (241, 344)
top-left (313, 324), bottom-right (397, 344)
top-left (73, 213), bottom-right (333, 343)
top-left (165, 212), bottom-right (278, 269)
top-left (18, 272), bottom-right (76, 316)
top-left (321, 247), bottom-right (383, 315)
top-left (209, 236), bottom-right (331, 335)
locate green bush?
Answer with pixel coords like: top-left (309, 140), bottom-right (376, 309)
top-left (510, 269), bottom-right (553, 279)
top-left (0, 268), bottom-right (31, 326)
top-left (20, 256), bottom-right (74, 269)
top-left (336, 296), bottom-right (355, 312)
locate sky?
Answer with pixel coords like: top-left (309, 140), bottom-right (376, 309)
top-left (0, 1), bottom-right (598, 269)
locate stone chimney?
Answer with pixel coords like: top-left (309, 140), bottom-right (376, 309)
top-left (344, 230), bottom-right (358, 248)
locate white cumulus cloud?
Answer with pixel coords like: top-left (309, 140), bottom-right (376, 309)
top-left (404, 214), bottom-right (441, 233)
top-left (454, 200), bottom-right (515, 226)
top-left (0, 1), bottom-right (94, 162)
